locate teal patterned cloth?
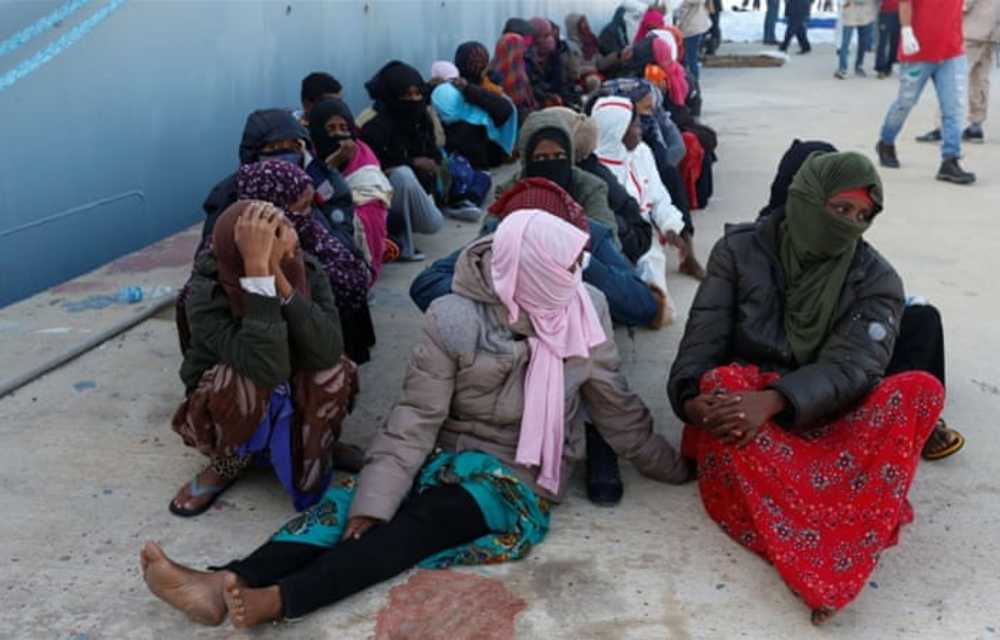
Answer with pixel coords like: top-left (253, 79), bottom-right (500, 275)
top-left (271, 450), bottom-right (550, 568)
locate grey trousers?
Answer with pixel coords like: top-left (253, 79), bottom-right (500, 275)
top-left (387, 166), bottom-right (444, 257)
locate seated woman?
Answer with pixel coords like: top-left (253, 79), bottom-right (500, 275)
top-left (758, 139), bottom-right (964, 460)
top-left (502, 110), bottom-right (621, 247)
top-left (141, 210), bottom-right (691, 628)
top-left (200, 109), bottom-right (357, 253)
top-left (308, 98), bottom-right (391, 284)
top-left (563, 13), bottom-right (604, 92)
top-left (234, 161), bottom-right (375, 365)
top-left (592, 96), bottom-right (686, 324)
top-left (490, 33), bottom-right (540, 121)
top-left (430, 41), bottom-right (518, 170)
top-left (600, 78), bottom-right (704, 279)
top-left (554, 106), bottom-right (654, 266)
top-left (169, 201), bottom-right (356, 518)
top-left (410, 178), bottom-right (659, 328)
top-left (526, 17), bottom-right (572, 108)
top-left (668, 151), bottom-right (945, 624)
top-left (360, 61), bottom-right (445, 262)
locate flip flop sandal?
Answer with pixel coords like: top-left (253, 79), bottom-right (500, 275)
top-left (382, 239), bottom-right (401, 264)
top-left (922, 420), bottom-right (965, 461)
top-left (168, 475), bottom-right (236, 518)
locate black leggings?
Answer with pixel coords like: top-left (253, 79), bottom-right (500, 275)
top-left (886, 304), bottom-right (946, 386)
top-left (223, 485), bottom-right (489, 619)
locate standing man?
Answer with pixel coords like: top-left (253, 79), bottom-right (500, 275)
top-left (874, 0), bottom-right (901, 78)
top-left (779, 0), bottom-right (813, 54)
top-left (875, 0), bottom-right (975, 184)
top-left (763, 0), bottom-right (780, 44)
top-left (915, 0), bottom-right (1000, 144)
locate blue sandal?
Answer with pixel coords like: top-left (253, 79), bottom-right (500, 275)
top-left (168, 475), bottom-right (236, 518)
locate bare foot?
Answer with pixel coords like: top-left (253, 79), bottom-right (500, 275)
top-left (171, 466), bottom-right (228, 514)
top-left (140, 542), bottom-right (227, 626)
top-left (811, 607), bottom-right (836, 626)
top-left (223, 571), bottom-right (283, 628)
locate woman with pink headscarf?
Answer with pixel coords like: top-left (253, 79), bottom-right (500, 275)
top-left (139, 210), bottom-right (690, 629)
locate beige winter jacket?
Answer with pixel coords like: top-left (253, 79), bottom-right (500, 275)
top-left (964, 0), bottom-right (1000, 43)
top-left (349, 237), bottom-right (689, 522)
top-left (839, 0), bottom-right (878, 26)
top-left (675, 0), bottom-right (712, 38)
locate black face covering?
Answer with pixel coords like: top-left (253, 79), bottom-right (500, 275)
top-left (389, 98), bottom-right (427, 124)
top-left (526, 158), bottom-right (573, 192)
top-left (308, 99), bottom-right (359, 161)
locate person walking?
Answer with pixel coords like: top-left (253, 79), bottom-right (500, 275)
top-left (874, 0), bottom-right (901, 78)
top-left (674, 0), bottom-right (713, 80)
top-left (875, 0), bottom-right (976, 184)
top-left (779, 0), bottom-right (813, 54)
top-left (835, 0), bottom-right (878, 78)
top-left (915, 0), bottom-right (1000, 144)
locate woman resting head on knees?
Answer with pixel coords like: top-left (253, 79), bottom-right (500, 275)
top-left (431, 42), bottom-right (518, 170)
top-left (142, 209), bottom-right (691, 629)
top-left (668, 151), bottom-right (945, 624)
top-left (592, 95), bottom-right (686, 325)
top-left (490, 33), bottom-right (540, 118)
top-left (309, 98), bottom-right (392, 283)
top-left (169, 200), bottom-right (357, 519)
top-left (757, 139), bottom-right (964, 460)
top-left (235, 160), bottom-right (376, 365)
top-left (361, 61), bottom-right (445, 262)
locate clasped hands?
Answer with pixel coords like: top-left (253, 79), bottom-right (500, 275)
top-left (683, 389), bottom-right (787, 448)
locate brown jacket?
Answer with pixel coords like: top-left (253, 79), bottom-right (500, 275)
top-left (349, 237), bottom-right (688, 521)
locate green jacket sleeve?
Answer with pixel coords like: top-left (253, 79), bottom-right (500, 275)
top-left (574, 171), bottom-right (622, 249)
top-left (283, 255), bottom-right (344, 372)
top-left (184, 275), bottom-right (291, 389)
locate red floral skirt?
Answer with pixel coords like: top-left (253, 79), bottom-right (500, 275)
top-left (681, 364), bottom-right (944, 612)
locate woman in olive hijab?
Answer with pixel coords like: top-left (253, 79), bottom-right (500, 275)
top-left (668, 151), bottom-right (945, 624)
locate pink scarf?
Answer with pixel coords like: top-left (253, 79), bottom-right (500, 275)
top-left (491, 210), bottom-right (606, 494)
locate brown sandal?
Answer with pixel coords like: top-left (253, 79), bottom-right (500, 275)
top-left (922, 419), bottom-right (965, 461)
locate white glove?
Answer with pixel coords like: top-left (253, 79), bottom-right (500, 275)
top-left (901, 26), bottom-right (921, 56)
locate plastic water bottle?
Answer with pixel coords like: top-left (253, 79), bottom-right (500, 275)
top-left (116, 285), bottom-right (174, 304)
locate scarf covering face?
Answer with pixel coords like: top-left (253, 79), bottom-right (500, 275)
top-left (455, 41), bottom-right (491, 83)
top-left (308, 98), bottom-right (358, 162)
top-left (365, 61), bottom-right (428, 126)
top-left (430, 60), bottom-right (460, 82)
top-left (488, 178), bottom-right (591, 241)
top-left (236, 161), bottom-right (370, 309)
top-left (546, 106), bottom-right (599, 161)
top-left (764, 139), bottom-right (838, 215)
top-left (211, 200), bottom-right (310, 317)
top-left (491, 210), bottom-right (606, 494)
top-left (780, 151), bottom-right (883, 364)
top-left (491, 34), bottom-right (539, 111)
top-left (634, 8), bottom-right (667, 43)
top-left (524, 126), bottom-right (574, 192)
top-left (565, 13), bottom-right (600, 60)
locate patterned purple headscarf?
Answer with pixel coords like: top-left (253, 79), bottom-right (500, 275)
top-left (237, 160), bottom-right (370, 309)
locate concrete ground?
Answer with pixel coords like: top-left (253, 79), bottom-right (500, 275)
top-left (2, 43), bottom-right (999, 639)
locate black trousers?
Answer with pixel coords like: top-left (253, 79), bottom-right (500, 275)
top-left (886, 304), bottom-right (946, 386)
top-left (781, 14), bottom-right (811, 52)
top-left (223, 485), bottom-right (489, 619)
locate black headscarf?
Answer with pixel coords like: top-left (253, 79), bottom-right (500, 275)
top-left (237, 109), bottom-right (309, 165)
top-left (760, 139), bottom-right (839, 218)
top-left (503, 18), bottom-right (535, 37)
top-left (365, 61), bottom-right (428, 126)
top-left (308, 99), bottom-right (358, 161)
top-left (455, 41), bottom-right (491, 83)
top-left (524, 127), bottom-right (574, 193)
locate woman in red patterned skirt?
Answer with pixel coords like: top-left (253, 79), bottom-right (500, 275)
top-left (668, 150), bottom-right (943, 624)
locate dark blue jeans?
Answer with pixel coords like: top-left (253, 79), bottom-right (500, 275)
top-left (684, 33), bottom-right (706, 81)
top-left (875, 11), bottom-right (900, 74)
top-left (764, 0), bottom-right (780, 42)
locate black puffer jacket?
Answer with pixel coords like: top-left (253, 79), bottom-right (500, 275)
top-left (668, 210), bottom-right (904, 429)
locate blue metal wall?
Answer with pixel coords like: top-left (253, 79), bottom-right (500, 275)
top-left (0, 0), bottom-right (615, 307)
